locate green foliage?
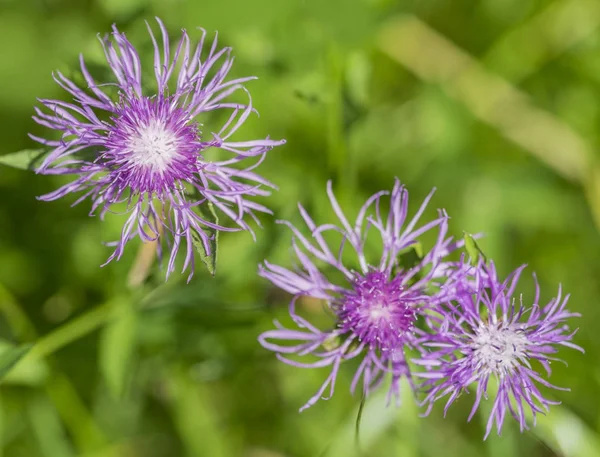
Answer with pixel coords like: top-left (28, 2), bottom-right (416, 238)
top-left (190, 201), bottom-right (219, 277)
top-left (463, 232), bottom-right (487, 265)
top-left (0, 343), bottom-right (32, 380)
top-left (0, 1), bottom-right (598, 456)
top-left (0, 149), bottom-right (49, 170)
top-left (98, 299), bottom-right (137, 398)
top-left (396, 243), bottom-right (424, 270)
top-left (354, 392), bottom-right (367, 452)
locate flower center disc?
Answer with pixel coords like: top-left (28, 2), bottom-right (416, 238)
top-left (105, 96), bottom-right (202, 193)
top-left (128, 121), bottom-right (180, 171)
top-left (337, 271), bottom-right (415, 351)
top-left (471, 324), bottom-right (529, 376)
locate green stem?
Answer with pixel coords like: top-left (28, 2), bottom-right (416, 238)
top-left (45, 374), bottom-right (107, 452)
top-left (0, 282), bottom-right (37, 341)
top-left (0, 283), bottom-right (114, 454)
top-left (27, 303), bottom-right (113, 361)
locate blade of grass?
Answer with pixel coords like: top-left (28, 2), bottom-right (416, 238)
top-left (484, 0), bottom-right (600, 82)
top-left (168, 366), bottom-right (236, 457)
top-left (0, 285), bottom-right (112, 454)
top-left (326, 379), bottom-right (419, 457)
top-left (26, 393), bottom-right (76, 457)
top-left (378, 15), bottom-right (591, 183)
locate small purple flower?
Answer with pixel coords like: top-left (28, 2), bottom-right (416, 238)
top-left (31, 18), bottom-right (284, 279)
top-left (259, 179), bottom-right (459, 410)
top-left (418, 261), bottom-right (583, 438)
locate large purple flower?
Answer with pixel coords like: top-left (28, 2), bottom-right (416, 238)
top-left (259, 180), bottom-right (460, 410)
top-left (31, 18), bottom-right (284, 279)
top-left (417, 261), bottom-right (582, 438)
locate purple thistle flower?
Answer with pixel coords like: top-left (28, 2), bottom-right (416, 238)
top-left (259, 179), bottom-right (460, 411)
top-left (417, 261), bottom-right (583, 438)
top-left (31, 18), bottom-right (284, 280)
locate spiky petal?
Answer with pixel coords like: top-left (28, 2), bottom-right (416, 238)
top-left (259, 179), bottom-right (460, 410)
top-left (32, 18), bottom-right (285, 280)
top-left (417, 261), bottom-right (583, 438)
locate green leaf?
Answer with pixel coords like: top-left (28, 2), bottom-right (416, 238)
top-left (322, 334), bottom-right (343, 351)
top-left (463, 232), bottom-right (487, 264)
top-left (397, 242), bottom-right (423, 270)
top-left (392, 243), bottom-right (424, 281)
top-left (190, 202), bottom-right (219, 276)
top-left (169, 367), bottom-right (235, 457)
top-left (354, 392), bottom-right (367, 451)
top-left (0, 343), bottom-right (32, 380)
top-left (26, 393), bottom-right (76, 457)
top-left (532, 403), bottom-right (600, 457)
top-left (1, 340), bottom-right (49, 386)
top-left (0, 149), bottom-right (50, 170)
top-left (327, 378), bottom-right (419, 457)
top-left (99, 299), bottom-right (137, 398)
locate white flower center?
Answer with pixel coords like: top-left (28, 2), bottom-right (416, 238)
top-left (128, 121), bottom-right (179, 171)
top-left (366, 302), bottom-right (392, 322)
top-left (471, 324), bottom-right (529, 377)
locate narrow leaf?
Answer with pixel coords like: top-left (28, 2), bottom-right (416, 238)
top-left (392, 243), bottom-right (424, 282)
top-left (190, 202), bottom-right (219, 276)
top-left (326, 379), bottom-right (415, 457)
top-left (0, 149), bottom-right (50, 171)
top-left (0, 344), bottom-right (32, 379)
top-left (26, 393), bottom-right (76, 457)
top-left (1, 338), bottom-right (49, 386)
top-left (397, 243), bottom-right (423, 270)
top-left (463, 232), bottom-right (487, 264)
top-left (169, 367), bottom-right (235, 457)
top-left (354, 392), bottom-right (367, 450)
top-left (99, 300), bottom-right (137, 397)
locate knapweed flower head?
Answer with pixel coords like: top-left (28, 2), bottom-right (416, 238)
top-left (259, 179), bottom-right (462, 411)
top-left (418, 260), bottom-right (582, 438)
top-left (31, 18), bottom-right (284, 280)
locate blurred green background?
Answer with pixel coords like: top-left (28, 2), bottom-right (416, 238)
top-left (0, 0), bottom-right (599, 455)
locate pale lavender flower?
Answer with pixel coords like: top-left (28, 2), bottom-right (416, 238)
top-left (31, 18), bottom-right (284, 279)
top-left (259, 179), bottom-right (460, 411)
top-left (418, 261), bottom-right (582, 438)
